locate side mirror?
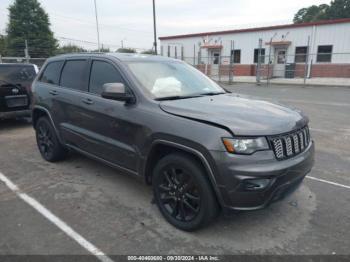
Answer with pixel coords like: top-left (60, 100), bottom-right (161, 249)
top-left (101, 83), bottom-right (135, 103)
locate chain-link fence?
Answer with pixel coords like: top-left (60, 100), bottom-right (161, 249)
top-left (180, 52), bottom-right (350, 87)
top-left (0, 56), bottom-right (47, 68)
top-left (2, 47), bottom-right (350, 88)
top-left (165, 39), bottom-right (350, 87)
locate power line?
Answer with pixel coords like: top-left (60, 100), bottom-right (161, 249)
top-left (49, 12), bottom-right (154, 35)
top-left (58, 36), bottom-right (150, 51)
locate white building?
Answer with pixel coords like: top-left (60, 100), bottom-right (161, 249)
top-left (159, 18), bottom-right (350, 78)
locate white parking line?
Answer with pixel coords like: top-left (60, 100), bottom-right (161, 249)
top-left (0, 172), bottom-right (114, 262)
top-left (306, 176), bottom-right (350, 190)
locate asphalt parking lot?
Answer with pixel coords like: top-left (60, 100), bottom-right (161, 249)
top-left (0, 83), bottom-right (350, 258)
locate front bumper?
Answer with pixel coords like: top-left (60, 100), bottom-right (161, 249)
top-left (210, 141), bottom-right (315, 212)
top-left (0, 110), bottom-right (31, 119)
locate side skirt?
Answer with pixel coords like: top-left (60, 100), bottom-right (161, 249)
top-left (66, 144), bottom-right (139, 178)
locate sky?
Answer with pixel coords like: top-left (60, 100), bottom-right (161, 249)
top-left (0, 0), bottom-right (329, 51)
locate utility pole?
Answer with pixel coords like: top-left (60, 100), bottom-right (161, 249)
top-left (121, 38), bottom-right (126, 49)
top-left (152, 0), bottom-right (158, 55)
top-left (24, 40), bottom-right (30, 63)
top-left (94, 0), bottom-right (101, 52)
top-left (267, 33), bottom-right (277, 86)
top-left (256, 38), bottom-right (262, 85)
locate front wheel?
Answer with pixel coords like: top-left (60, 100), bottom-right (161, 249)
top-left (152, 153), bottom-right (219, 231)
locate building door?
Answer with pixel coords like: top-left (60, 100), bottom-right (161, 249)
top-left (273, 48), bottom-right (287, 78)
top-left (210, 50), bottom-right (221, 78)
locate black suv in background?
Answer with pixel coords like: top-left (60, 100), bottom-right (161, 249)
top-left (0, 63), bottom-right (38, 119)
top-left (31, 53), bottom-right (314, 231)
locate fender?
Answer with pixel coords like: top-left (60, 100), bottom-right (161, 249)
top-left (144, 139), bottom-right (226, 208)
top-left (32, 105), bottom-right (64, 144)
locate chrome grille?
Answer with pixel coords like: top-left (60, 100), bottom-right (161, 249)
top-left (284, 137), bottom-right (293, 157)
top-left (269, 126), bottom-right (311, 160)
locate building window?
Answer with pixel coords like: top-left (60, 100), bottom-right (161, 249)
top-left (254, 48), bottom-right (265, 64)
top-left (231, 49), bottom-right (241, 63)
top-left (295, 46), bottom-right (308, 63)
top-left (317, 45), bottom-right (332, 63)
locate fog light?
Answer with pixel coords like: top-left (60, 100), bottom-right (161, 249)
top-left (242, 179), bottom-right (271, 191)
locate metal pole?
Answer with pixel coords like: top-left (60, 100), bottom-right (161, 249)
top-left (267, 39), bottom-right (272, 86)
top-left (193, 44), bottom-right (196, 66)
top-left (152, 0), bottom-right (158, 55)
top-left (94, 0), bottom-right (101, 52)
top-left (303, 36), bottom-right (310, 86)
top-left (267, 36), bottom-right (275, 87)
top-left (229, 40), bottom-right (234, 84)
top-left (24, 40), bottom-right (29, 63)
top-left (256, 38), bottom-right (262, 85)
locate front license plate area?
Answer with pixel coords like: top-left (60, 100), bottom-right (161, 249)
top-left (5, 95), bottom-right (28, 108)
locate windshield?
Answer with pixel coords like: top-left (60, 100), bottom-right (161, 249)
top-left (127, 61), bottom-right (225, 99)
top-left (0, 65), bottom-right (36, 87)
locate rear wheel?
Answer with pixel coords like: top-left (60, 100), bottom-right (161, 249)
top-left (35, 117), bottom-right (67, 162)
top-left (152, 153), bottom-right (219, 231)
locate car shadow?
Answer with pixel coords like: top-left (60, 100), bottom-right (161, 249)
top-left (0, 118), bottom-right (32, 131)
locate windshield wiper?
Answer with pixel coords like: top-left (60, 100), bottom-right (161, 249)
top-left (199, 91), bottom-right (226, 96)
top-left (155, 95), bottom-right (202, 101)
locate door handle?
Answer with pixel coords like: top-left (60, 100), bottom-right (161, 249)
top-left (82, 98), bottom-right (94, 105)
top-left (49, 90), bottom-right (58, 96)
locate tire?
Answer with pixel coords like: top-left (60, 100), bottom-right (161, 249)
top-left (35, 117), bottom-right (67, 162)
top-left (152, 153), bottom-right (219, 231)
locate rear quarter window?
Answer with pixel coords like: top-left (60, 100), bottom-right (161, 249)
top-left (40, 61), bottom-right (64, 85)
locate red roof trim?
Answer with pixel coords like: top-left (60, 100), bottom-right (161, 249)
top-left (159, 18), bottom-right (350, 40)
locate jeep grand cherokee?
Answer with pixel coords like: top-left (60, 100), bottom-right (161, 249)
top-left (31, 53), bottom-right (314, 231)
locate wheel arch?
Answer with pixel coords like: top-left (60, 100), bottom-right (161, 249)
top-left (143, 140), bottom-right (225, 208)
top-left (32, 106), bottom-right (62, 143)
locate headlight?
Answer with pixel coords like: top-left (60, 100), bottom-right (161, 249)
top-left (222, 137), bottom-right (269, 154)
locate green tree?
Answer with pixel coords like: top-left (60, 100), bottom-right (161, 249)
top-left (56, 44), bottom-right (87, 55)
top-left (92, 46), bottom-right (110, 53)
top-left (0, 34), bottom-right (8, 56)
top-left (6, 0), bottom-right (58, 58)
top-left (141, 49), bottom-right (156, 55)
top-left (293, 4), bottom-right (328, 23)
top-left (293, 0), bottom-right (350, 23)
top-left (326, 0), bottom-right (350, 19)
top-left (116, 48), bottom-right (136, 53)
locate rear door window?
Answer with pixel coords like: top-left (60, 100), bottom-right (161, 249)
top-left (40, 61), bottom-right (64, 85)
top-left (89, 60), bottom-right (123, 95)
top-left (60, 60), bottom-right (88, 91)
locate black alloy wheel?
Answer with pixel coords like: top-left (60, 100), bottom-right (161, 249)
top-left (158, 166), bottom-right (201, 222)
top-left (37, 121), bottom-right (54, 159)
top-left (35, 117), bottom-right (67, 162)
top-left (153, 153), bottom-right (219, 231)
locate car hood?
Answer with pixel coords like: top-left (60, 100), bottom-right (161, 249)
top-left (159, 93), bottom-right (308, 136)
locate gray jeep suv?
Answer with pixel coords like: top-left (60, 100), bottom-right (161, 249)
top-left (31, 53), bottom-right (314, 231)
